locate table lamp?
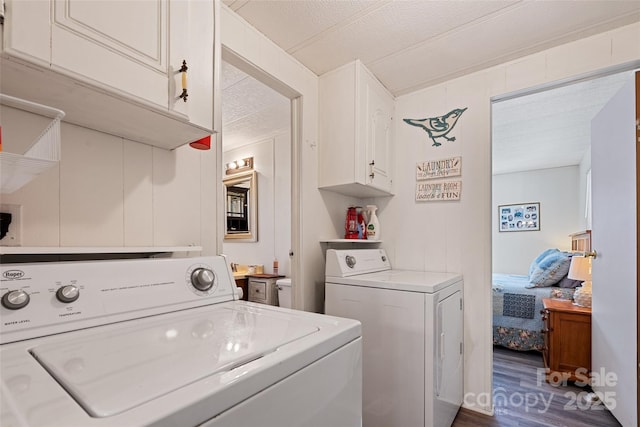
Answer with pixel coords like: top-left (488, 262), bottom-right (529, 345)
top-left (569, 255), bottom-right (592, 307)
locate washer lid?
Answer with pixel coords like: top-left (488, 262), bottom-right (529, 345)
top-left (326, 269), bottom-right (462, 293)
top-left (29, 305), bottom-right (319, 418)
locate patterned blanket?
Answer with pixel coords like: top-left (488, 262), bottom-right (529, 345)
top-left (492, 273), bottom-right (574, 351)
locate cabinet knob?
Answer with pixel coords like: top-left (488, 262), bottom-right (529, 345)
top-left (179, 60), bottom-right (188, 102)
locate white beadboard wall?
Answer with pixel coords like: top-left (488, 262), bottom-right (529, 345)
top-left (492, 166), bottom-right (580, 275)
top-left (222, 132), bottom-right (292, 276)
top-left (377, 22), bottom-right (639, 415)
top-left (1, 121), bottom-right (218, 254)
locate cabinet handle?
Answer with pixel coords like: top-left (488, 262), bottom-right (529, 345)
top-left (369, 160), bottom-right (375, 179)
top-left (179, 60), bottom-right (188, 102)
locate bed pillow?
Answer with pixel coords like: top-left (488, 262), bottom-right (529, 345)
top-left (528, 251), bottom-right (572, 288)
top-left (556, 274), bottom-right (583, 288)
top-left (528, 248), bottom-right (560, 277)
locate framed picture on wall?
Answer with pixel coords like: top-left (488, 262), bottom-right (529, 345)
top-left (498, 202), bottom-right (540, 232)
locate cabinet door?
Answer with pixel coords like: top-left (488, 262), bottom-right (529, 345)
top-left (48, 0), bottom-right (213, 130)
top-left (2, 0), bottom-right (51, 65)
top-left (51, 0), bottom-right (171, 108)
top-left (168, 0), bottom-right (214, 129)
top-left (361, 71), bottom-right (393, 193)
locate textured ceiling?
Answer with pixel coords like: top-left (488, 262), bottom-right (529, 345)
top-left (492, 71), bottom-right (632, 175)
top-left (224, 0), bottom-right (640, 96)
top-left (221, 1), bottom-right (639, 172)
top-left (221, 60), bottom-right (290, 150)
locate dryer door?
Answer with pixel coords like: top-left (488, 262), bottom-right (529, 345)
top-left (435, 290), bottom-right (463, 425)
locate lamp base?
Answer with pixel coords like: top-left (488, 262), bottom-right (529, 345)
top-left (573, 284), bottom-right (592, 308)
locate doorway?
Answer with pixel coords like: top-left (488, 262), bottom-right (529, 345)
top-left (220, 47), bottom-right (302, 307)
top-left (490, 68), bottom-right (634, 423)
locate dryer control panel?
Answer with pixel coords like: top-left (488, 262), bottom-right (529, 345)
top-left (325, 249), bottom-right (391, 277)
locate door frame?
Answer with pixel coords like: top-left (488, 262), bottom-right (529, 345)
top-left (635, 70), bottom-right (639, 425)
top-left (219, 46), bottom-right (303, 309)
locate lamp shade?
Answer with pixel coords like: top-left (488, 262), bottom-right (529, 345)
top-left (569, 255), bottom-right (592, 307)
top-left (568, 256), bottom-right (591, 281)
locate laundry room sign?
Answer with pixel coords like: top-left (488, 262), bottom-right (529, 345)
top-left (415, 155), bottom-right (462, 201)
top-left (416, 180), bottom-right (461, 201)
top-left (416, 156), bottom-right (461, 180)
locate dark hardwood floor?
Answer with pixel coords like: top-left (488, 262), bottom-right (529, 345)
top-left (452, 346), bottom-right (621, 427)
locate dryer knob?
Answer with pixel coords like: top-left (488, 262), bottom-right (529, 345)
top-left (56, 285), bottom-right (80, 303)
top-left (191, 268), bottom-right (215, 291)
top-left (2, 290), bottom-right (30, 310)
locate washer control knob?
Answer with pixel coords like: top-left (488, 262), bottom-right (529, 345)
top-left (56, 285), bottom-right (80, 303)
top-left (345, 255), bottom-right (356, 269)
top-left (191, 268), bottom-right (215, 291)
top-left (2, 290), bottom-right (30, 310)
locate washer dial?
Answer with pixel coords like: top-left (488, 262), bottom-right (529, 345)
top-left (2, 290), bottom-right (30, 310)
top-left (56, 285), bottom-right (80, 303)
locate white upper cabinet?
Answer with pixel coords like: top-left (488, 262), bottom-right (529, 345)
top-left (319, 60), bottom-right (394, 198)
top-left (0, 0), bottom-right (218, 150)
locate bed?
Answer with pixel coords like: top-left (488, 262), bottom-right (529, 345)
top-left (492, 231), bottom-right (591, 351)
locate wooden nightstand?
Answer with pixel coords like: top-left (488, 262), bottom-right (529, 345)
top-left (541, 298), bottom-right (592, 383)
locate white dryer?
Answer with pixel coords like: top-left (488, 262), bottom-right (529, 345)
top-left (325, 248), bottom-right (463, 427)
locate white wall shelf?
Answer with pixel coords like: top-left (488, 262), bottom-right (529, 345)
top-left (0, 94), bottom-right (64, 194)
top-left (320, 239), bottom-right (382, 244)
top-left (0, 246), bottom-right (202, 255)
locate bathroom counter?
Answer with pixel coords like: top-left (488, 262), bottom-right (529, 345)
top-left (245, 274), bottom-right (285, 279)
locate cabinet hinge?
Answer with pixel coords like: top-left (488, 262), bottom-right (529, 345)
top-left (0, 0), bottom-right (5, 24)
top-left (460, 299), bottom-right (463, 310)
top-left (460, 342), bottom-right (463, 354)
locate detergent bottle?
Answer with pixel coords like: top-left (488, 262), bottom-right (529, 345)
top-left (365, 205), bottom-right (380, 240)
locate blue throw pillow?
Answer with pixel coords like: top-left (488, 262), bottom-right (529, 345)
top-left (528, 248), bottom-right (560, 277)
top-left (528, 251), bottom-right (572, 288)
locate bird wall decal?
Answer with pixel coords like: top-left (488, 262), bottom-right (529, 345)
top-left (403, 107), bottom-right (467, 147)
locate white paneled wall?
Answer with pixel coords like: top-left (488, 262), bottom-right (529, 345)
top-left (123, 141), bottom-right (153, 246)
top-left (2, 121), bottom-right (218, 253)
top-left (60, 124), bottom-right (124, 246)
top-left (152, 145), bottom-right (202, 247)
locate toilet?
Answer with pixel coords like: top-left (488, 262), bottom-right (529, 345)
top-left (276, 278), bottom-right (292, 308)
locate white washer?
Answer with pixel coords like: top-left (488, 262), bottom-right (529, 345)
top-left (325, 248), bottom-right (463, 427)
top-left (0, 256), bottom-right (362, 427)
